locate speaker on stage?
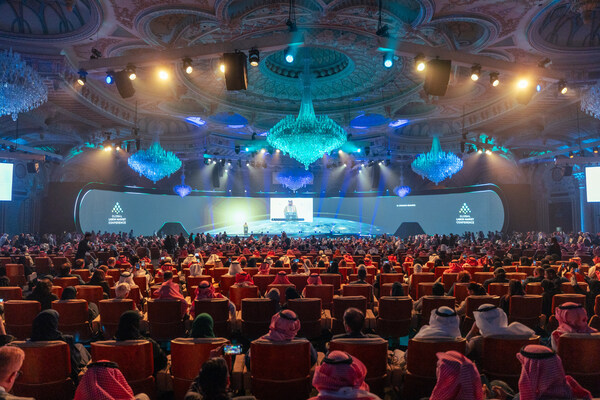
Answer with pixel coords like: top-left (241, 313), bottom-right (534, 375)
top-left (371, 164), bottom-right (380, 189)
top-left (212, 164), bottom-right (220, 188)
top-left (224, 52), bottom-right (248, 91)
top-left (115, 70), bottom-right (135, 98)
top-left (564, 165), bottom-right (573, 177)
top-left (424, 59), bottom-right (451, 96)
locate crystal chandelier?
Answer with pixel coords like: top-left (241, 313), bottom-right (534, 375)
top-left (394, 186), bottom-right (411, 197)
top-left (276, 169), bottom-right (314, 191)
top-left (173, 167), bottom-right (192, 197)
top-left (581, 84), bottom-right (600, 119)
top-left (411, 136), bottom-right (463, 185)
top-left (0, 49), bottom-right (47, 121)
top-left (268, 60), bottom-right (347, 169)
top-left (128, 141), bottom-right (181, 183)
top-left (569, 0), bottom-right (599, 24)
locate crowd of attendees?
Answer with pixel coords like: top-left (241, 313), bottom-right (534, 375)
top-left (0, 229), bottom-right (598, 399)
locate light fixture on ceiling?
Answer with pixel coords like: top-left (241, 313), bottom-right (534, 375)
top-left (90, 48), bottom-right (101, 60)
top-left (536, 81), bottom-right (542, 92)
top-left (517, 78), bottom-right (529, 89)
top-left (158, 69), bottom-right (169, 80)
top-left (382, 52), bottom-right (393, 69)
top-left (558, 80), bottom-right (568, 95)
top-left (284, 47), bottom-right (294, 63)
top-left (490, 72), bottom-right (500, 87)
top-left (594, 147), bottom-right (599, 154)
top-left (470, 64), bottom-right (481, 81)
top-left (77, 70), bottom-right (87, 86)
top-left (411, 136), bottom-right (463, 185)
top-left (249, 48), bottom-right (260, 67)
top-left (219, 57), bottom-right (225, 73)
top-left (414, 54), bottom-right (426, 72)
top-left (569, 151), bottom-right (574, 159)
top-left (183, 58), bottom-right (193, 74)
top-left (126, 65), bottom-right (136, 80)
top-left (105, 71), bottom-right (114, 84)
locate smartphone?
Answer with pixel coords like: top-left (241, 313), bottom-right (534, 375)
top-left (141, 261), bottom-right (146, 267)
top-left (0, 299), bottom-right (4, 303)
top-left (161, 257), bottom-right (165, 261)
top-left (223, 345), bottom-right (242, 355)
top-left (195, 253), bottom-right (199, 257)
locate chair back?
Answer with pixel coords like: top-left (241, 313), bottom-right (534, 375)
top-left (229, 285), bottom-right (259, 310)
top-left (147, 299), bottom-right (186, 341)
top-left (380, 273), bottom-right (404, 286)
top-left (250, 338), bottom-right (312, 400)
top-left (171, 337), bottom-right (229, 400)
top-left (212, 267), bottom-right (229, 283)
top-left (557, 333), bottom-right (600, 396)
top-left (187, 275), bottom-right (212, 290)
top-left (267, 283), bottom-right (296, 305)
top-left (376, 296), bottom-right (412, 338)
top-left (241, 298), bottom-right (277, 339)
top-left (252, 274), bottom-right (275, 295)
top-left (75, 285), bottom-right (104, 305)
top-left (91, 340), bottom-right (155, 397)
top-left (51, 299), bottom-right (90, 340)
top-left (53, 277), bottom-right (79, 288)
top-left (465, 295), bottom-right (501, 319)
top-left (410, 273), bottom-right (435, 299)
top-left (488, 283), bottom-right (510, 297)
top-left (551, 293), bottom-right (586, 312)
top-left (304, 284), bottom-right (334, 309)
top-left (405, 338), bottom-right (467, 376)
top-left (5, 263), bottom-right (25, 286)
top-left (561, 281), bottom-right (588, 294)
top-left (219, 275), bottom-right (236, 296)
top-left (319, 274), bottom-right (341, 293)
top-left (441, 273), bottom-right (458, 292)
top-left (72, 269), bottom-right (91, 283)
top-left (380, 282), bottom-right (409, 297)
top-left (11, 340), bottom-right (74, 400)
top-left (287, 298), bottom-right (322, 339)
top-left (194, 298), bottom-right (230, 337)
top-left (342, 284), bottom-right (373, 302)
top-left (332, 296), bottom-right (367, 334)
top-left (288, 275), bottom-right (309, 294)
top-left (106, 269), bottom-right (121, 282)
top-left (348, 274), bottom-right (374, 285)
top-left (525, 282), bottom-right (543, 295)
top-left (482, 335), bottom-right (540, 389)
top-left (0, 286), bottom-right (22, 301)
top-left (133, 276), bottom-right (148, 296)
top-left (4, 300), bottom-right (41, 339)
top-left (98, 299), bottom-right (136, 339)
top-left (329, 338), bottom-right (388, 396)
top-left (34, 257), bottom-right (52, 275)
top-left (420, 296), bottom-right (456, 328)
top-left (509, 295), bottom-right (542, 329)
top-left (454, 283), bottom-right (470, 304)
top-left (473, 272), bottom-right (494, 284)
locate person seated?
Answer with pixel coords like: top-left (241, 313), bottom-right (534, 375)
top-left (227, 260), bottom-right (243, 277)
top-left (326, 260), bottom-right (340, 275)
top-left (406, 264), bottom-right (423, 287)
top-left (446, 271), bottom-right (471, 296)
top-left (118, 271), bottom-right (142, 300)
top-left (499, 279), bottom-right (525, 315)
top-left (74, 360), bottom-right (150, 400)
top-left (106, 257), bottom-right (117, 269)
top-left (390, 281), bottom-right (405, 297)
top-left (373, 262), bottom-right (395, 293)
top-left (302, 273), bottom-right (322, 297)
top-left (570, 275), bottom-right (600, 317)
top-left (189, 313), bottom-right (216, 339)
top-left (333, 308), bottom-right (378, 339)
top-left (550, 302), bottom-right (597, 351)
top-left (232, 272), bottom-right (254, 287)
top-left (283, 287), bottom-right (302, 309)
top-left (265, 288), bottom-right (281, 313)
top-left (87, 270), bottom-right (110, 297)
top-left (182, 254), bottom-right (198, 269)
top-left (257, 262), bottom-right (271, 275)
top-left (115, 254), bottom-right (129, 267)
top-left (189, 257), bottom-right (205, 277)
top-left (0, 346), bottom-right (32, 400)
top-left (152, 271), bottom-right (189, 318)
top-left (413, 282), bottom-right (445, 313)
top-left (310, 350), bottom-right (382, 400)
top-left (466, 304), bottom-right (535, 360)
top-left (115, 311), bottom-right (167, 376)
top-left (541, 278), bottom-right (562, 317)
top-left (57, 263), bottom-right (85, 285)
top-left (189, 281), bottom-right (235, 319)
top-left (456, 283), bottom-right (486, 316)
top-left (351, 266), bottom-right (369, 285)
top-left (523, 267), bottom-right (545, 285)
top-left (185, 357), bottom-right (256, 400)
top-left (290, 262), bottom-right (309, 276)
top-left (26, 279), bottom-right (59, 310)
top-left (60, 286), bottom-right (99, 322)
top-left (414, 306), bottom-right (461, 340)
top-left (30, 309), bottom-right (91, 382)
top-left (483, 267), bottom-right (508, 291)
top-left (430, 351), bottom-right (484, 400)
top-left (445, 261), bottom-right (465, 274)
top-left (272, 271), bottom-right (291, 285)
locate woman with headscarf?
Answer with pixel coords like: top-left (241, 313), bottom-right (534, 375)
top-left (429, 351), bottom-right (483, 400)
top-left (272, 271), bottom-right (291, 285)
top-left (189, 313), bottom-right (216, 339)
top-left (499, 279), bottom-right (525, 315)
top-left (326, 260), bottom-right (339, 275)
top-left (74, 361), bottom-right (150, 400)
top-left (414, 306), bottom-right (462, 340)
top-left (550, 302), bottom-right (597, 351)
top-left (115, 310), bottom-right (167, 375)
top-left (60, 286), bottom-right (99, 322)
top-left (87, 269), bottom-right (110, 297)
top-left (30, 309), bottom-right (91, 381)
top-left (390, 281), bottom-right (405, 297)
top-left (514, 345), bottom-right (591, 400)
top-left (26, 279), bottom-right (59, 310)
top-left (467, 304), bottom-right (535, 360)
top-left (190, 281), bottom-right (235, 319)
top-left (310, 350), bottom-right (381, 400)
top-left (265, 288), bottom-right (281, 313)
top-left (283, 286), bottom-right (302, 309)
top-left (233, 272), bottom-right (254, 287)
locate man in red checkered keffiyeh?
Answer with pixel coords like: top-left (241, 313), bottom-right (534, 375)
top-left (74, 361), bottom-right (147, 400)
top-left (430, 351), bottom-right (483, 400)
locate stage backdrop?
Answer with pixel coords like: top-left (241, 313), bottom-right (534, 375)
top-left (75, 183), bottom-right (506, 237)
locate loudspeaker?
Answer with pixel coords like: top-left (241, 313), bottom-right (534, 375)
top-left (564, 165), bottom-right (573, 177)
top-left (371, 164), bottom-right (380, 189)
top-left (26, 162), bottom-right (39, 174)
top-left (424, 59), bottom-right (451, 96)
top-left (212, 164), bottom-right (220, 188)
top-left (115, 70), bottom-right (135, 98)
top-left (224, 52), bottom-right (248, 90)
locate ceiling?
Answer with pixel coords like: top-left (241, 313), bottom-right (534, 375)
top-left (1, 0), bottom-right (600, 167)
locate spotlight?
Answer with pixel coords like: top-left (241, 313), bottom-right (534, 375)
top-left (470, 64), bottom-right (481, 81)
top-left (517, 78), bottom-right (529, 89)
top-left (116, 143), bottom-right (121, 151)
top-left (261, 148), bottom-right (266, 153)
top-left (536, 82), bottom-right (542, 92)
top-left (558, 80), bottom-right (568, 95)
top-left (569, 151), bottom-right (574, 159)
top-left (245, 147), bottom-right (249, 151)
top-left (357, 148), bottom-right (361, 153)
top-left (414, 54), bottom-right (426, 72)
top-left (594, 147), bottom-right (599, 154)
top-left (105, 71), bottom-right (115, 84)
top-left (383, 52), bottom-right (393, 69)
top-left (183, 58), bottom-right (193, 74)
top-left (276, 149), bottom-right (280, 153)
top-left (77, 70), bottom-right (87, 86)
top-left (477, 149), bottom-right (483, 154)
top-left (284, 48), bottom-right (294, 63)
top-left (126, 65), bottom-right (136, 80)
top-left (219, 58), bottom-right (225, 73)
top-left (158, 69), bottom-right (169, 80)
top-left (104, 145), bottom-right (112, 152)
top-left (90, 48), bottom-right (102, 60)
top-left (249, 48), bottom-right (260, 67)
top-left (489, 72), bottom-right (500, 87)
top-left (485, 149), bottom-right (492, 155)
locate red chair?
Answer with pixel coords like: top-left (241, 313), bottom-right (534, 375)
top-left (551, 293), bottom-right (586, 311)
top-left (304, 284), bottom-right (334, 310)
top-left (229, 285), bottom-right (259, 310)
top-left (241, 298), bottom-right (277, 340)
top-left (133, 276), bottom-right (149, 296)
top-left (171, 337), bottom-right (229, 400)
top-left (380, 273), bottom-right (404, 286)
top-left (34, 257), bottom-right (53, 275)
top-left (109, 285), bottom-right (142, 305)
top-left (379, 282), bottom-right (409, 297)
top-left (4, 300), bottom-right (41, 339)
top-left (51, 285), bottom-right (63, 298)
top-left (332, 296), bottom-right (367, 334)
top-left (212, 267), bottom-right (229, 283)
top-left (53, 277), bottom-right (79, 288)
top-left (434, 267), bottom-right (449, 279)
top-left (409, 273), bottom-right (435, 299)
top-left (98, 299), bottom-right (136, 339)
top-left (267, 283), bottom-right (296, 305)
top-left (250, 338), bottom-right (312, 400)
top-left (319, 274), bottom-right (341, 294)
top-left (376, 296), bottom-right (412, 338)
top-left (557, 333), bottom-right (600, 396)
top-left (11, 340), bottom-right (74, 400)
top-left (75, 285), bottom-right (104, 305)
top-left (219, 275), bottom-right (236, 296)
top-left (5, 264), bottom-right (25, 286)
top-left (525, 282), bottom-right (543, 295)
top-left (509, 295), bottom-right (543, 329)
top-left (506, 272), bottom-right (527, 281)
top-left (147, 299), bottom-right (186, 341)
top-left (482, 335), bottom-right (540, 388)
top-left (252, 275), bottom-right (275, 295)
top-left (420, 296), bottom-right (456, 328)
top-left (348, 274), bottom-right (374, 285)
top-left (288, 275), bottom-right (309, 294)
top-left (473, 272), bottom-right (494, 284)
top-left (441, 273), bottom-right (458, 292)
top-left (187, 275), bottom-right (212, 291)
top-left (454, 283), bottom-right (470, 304)
top-left (91, 340), bottom-right (155, 398)
top-left (51, 299), bottom-right (91, 340)
top-left (72, 269), bottom-right (91, 283)
top-left (461, 295), bottom-right (500, 334)
top-left (561, 282), bottom-right (588, 294)
top-left (342, 284), bottom-right (373, 305)
top-left (287, 298), bottom-right (322, 339)
top-left (194, 298), bottom-right (231, 337)
top-left (0, 286), bottom-right (22, 301)
top-left (106, 269), bottom-right (121, 282)
top-left (488, 283), bottom-right (510, 297)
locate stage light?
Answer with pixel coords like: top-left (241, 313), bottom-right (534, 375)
top-left (104, 145), bottom-right (112, 152)
top-left (276, 149), bottom-right (280, 153)
top-left (517, 78), bottom-right (529, 89)
top-left (485, 149), bottom-right (492, 155)
top-left (343, 163), bottom-right (347, 167)
top-left (116, 143), bottom-right (121, 151)
top-left (77, 70), bottom-right (87, 86)
top-left (158, 69), bottom-right (169, 80)
top-left (414, 54), bottom-right (426, 72)
top-left (182, 58), bottom-right (193, 74)
top-left (90, 48), bottom-right (102, 59)
top-left (105, 71), bottom-right (114, 84)
top-left (245, 147), bottom-right (249, 152)
top-left (284, 48), bottom-right (294, 63)
top-left (490, 72), bottom-right (500, 87)
top-left (261, 148), bottom-right (266, 153)
top-left (383, 52), bottom-right (393, 69)
top-left (558, 80), bottom-right (568, 94)
top-left (357, 148), bottom-right (361, 153)
top-left (569, 151), bottom-right (574, 159)
top-left (477, 149), bottom-right (483, 154)
top-left (246, 161), bottom-right (250, 166)
top-left (219, 58), bottom-right (225, 73)
top-left (594, 147), bottom-right (599, 154)
top-left (126, 65), bottom-right (136, 80)
top-left (249, 48), bottom-right (260, 67)
top-left (536, 81), bottom-right (542, 92)
top-left (470, 64), bottom-right (481, 81)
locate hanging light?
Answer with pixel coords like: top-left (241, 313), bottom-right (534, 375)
top-left (490, 72), bottom-right (500, 87)
top-left (126, 65), bottom-right (136, 80)
top-left (470, 64), bottom-right (481, 81)
top-left (383, 52), bottom-right (393, 69)
top-left (517, 78), bottom-right (529, 89)
top-left (414, 54), bottom-right (426, 72)
top-left (77, 69), bottom-right (87, 86)
top-left (158, 69), bottom-right (169, 80)
top-left (174, 167), bottom-right (192, 198)
top-left (249, 49), bottom-right (260, 67)
top-left (276, 169), bottom-right (314, 191)
top-left (128, 141), bottom-right (182, 183)
top-left (183, 58), bottom-right (193, 74)
top-left (219, 58), bottom-right (225, 73)
top-left (411, 136), bottom-right (463, 185)
top-left (558, 80), bottom-right (568, 95)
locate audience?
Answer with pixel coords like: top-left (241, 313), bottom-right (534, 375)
top-left (74, 361), bottom-right (150, 400)
top-left (152, 271), bottom-right (189, 318)
top-left (550, 302), bottom-right (597, 351)
top-left (25, 279), bottom-right (58, 310)
top-left (189, 313), bottom-right (215, 339)
top-left (333, 308), bottom-right (377, 339)
top-left (414, 306), bottom-right (461, 339)
top-left (430, 351), bottom-right (483, 400)
top-left (185, 357), bottom-right (254, 400)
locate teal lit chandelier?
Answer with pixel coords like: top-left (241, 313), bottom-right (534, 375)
top-left (268, 60), bottom-right (346, 169)
top-left (411, 136), bottom-right (463, 185)
top-left (128, 140), bottom-right (181, 183)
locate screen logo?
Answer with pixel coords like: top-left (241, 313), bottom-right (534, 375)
top-left (456, 203), bottom-right (475, 225)
top-left (108, 202), bottom-right (127, 225)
